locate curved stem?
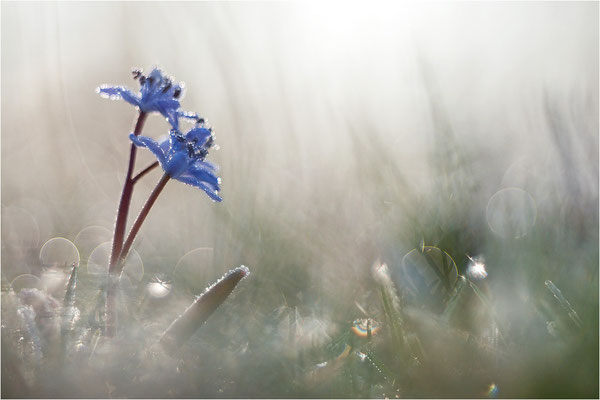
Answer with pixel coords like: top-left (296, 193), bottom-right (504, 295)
top-left (108, 112), bottom-right (148, 273)
top-left (106, 111), bottom-right (147, 337)
top-left (132, 161), bottom-right (159, 184)
top-left (117, 173), bottom-right (171, 274)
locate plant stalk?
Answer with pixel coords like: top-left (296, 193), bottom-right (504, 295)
top-left (118, 173), bottom-right (171, 271)
top-left (108, 112), bottom-right (148, 273)
top-left (132, 161), bottom-right (159, 184)
top-left (106, 111), bottom-right (147, 337)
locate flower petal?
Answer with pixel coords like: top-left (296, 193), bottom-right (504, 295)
top-left (185, 127), bottom-right (212, 146)
top-left (188, 164), bottom-right (221, 188)
top-left (176, 175), bottom-right (222, 202)
top-left (140, 68), bottom-right (165, 99)
top-left (129, 134), bottom-right (167, 167)
top-left (151, 98), bottom-right (182, 129)
top-left (97, 85), bottom-right (140, 107)
top-left (177, 110), bottom-right (200, 123)
top-left (164, 152), bottom-right (188, 178)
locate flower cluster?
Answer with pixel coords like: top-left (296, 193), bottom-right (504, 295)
top-left (98, 67), bottom-right (221, 201)
top-left (130, 125), bottom-right (222, 201)
top-left (97, 67), bottom-right (198, 130)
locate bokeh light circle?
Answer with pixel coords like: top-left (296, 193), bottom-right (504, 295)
top-left (486, 187), bottom-right (536, 239)
top-left (396, 246), bottom-right (458, 308)
top-left (74, 225), bottom-right (112, 261)
top-left (87, 241), bottom-right (144, 282)
top-left (173, 247), bottom-right (216, 292)
top-left (10, 274), bottom-right (44, 292)
top-left (39, 237), bottom-right (80, 268)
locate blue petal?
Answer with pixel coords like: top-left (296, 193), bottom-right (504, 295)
top-left (157, 135), bottom-right (171, 154)
top-left (177, 110), bottom-right (199, 122)
top-left (154, 98), bottom-right (181, 112)
top-left (201, 161), bottom-right (219, 173)
top-left (167, 131), bottom-right (187, 153)
top-left (188, 164), bottom-right (221, 188)
top-left (151, 98), bottom-right (182, 129)
top-left (97, 85), bottom-right (140, 107)
top-left (186, 127), bottom-right (212, 146)
top-left (199, 182), bottom-right (223, 202)
top-left (164, 152), bottom-right (188, 178)
top-left (140, 68), bottom-right (165, 99)
top-left (129, 134), bottom-right (167, 166)
top-left (176, 175), bottom-right (222, 202)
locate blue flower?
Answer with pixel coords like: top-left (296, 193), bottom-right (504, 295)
top-left (130, 125), bottom-right (222, 202)
top-left (97, 67), bottom-right (198, 129)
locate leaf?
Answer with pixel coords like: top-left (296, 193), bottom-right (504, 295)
top-left (160, 266), bottom-right (249, 352)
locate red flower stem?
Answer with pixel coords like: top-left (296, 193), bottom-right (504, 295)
top-left (117, 173), bottom-right (171, 274)
top-left (108, 112), bottom-right (148, 273)
top-left (106, 111), bottom-right (147, 337)
top-left (132, 161), bottom-right (159, 184)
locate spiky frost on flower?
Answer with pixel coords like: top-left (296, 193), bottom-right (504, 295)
top-left (130, 124), bottom-right (222, 201)
top-left (97, 67), bottom-right (198, 129)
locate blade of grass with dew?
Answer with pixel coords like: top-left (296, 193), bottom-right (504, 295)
top-left (61, 263), bottom-right (79, 358)
top-left (544, 280), bottom-right (583, 329)
top-left (160, 266), bottom-right (249, 352)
